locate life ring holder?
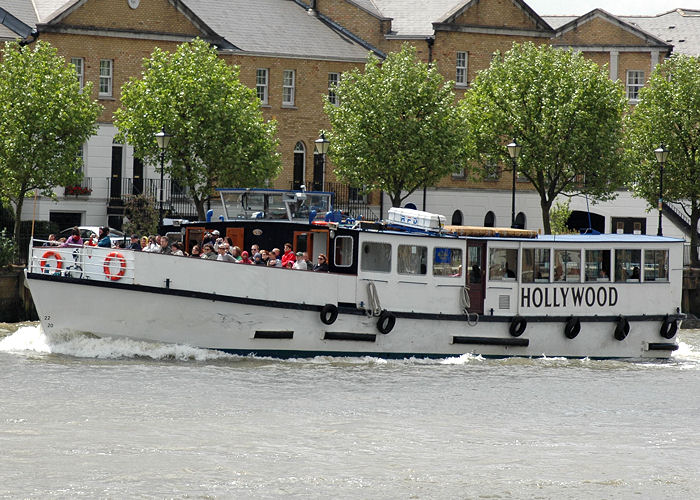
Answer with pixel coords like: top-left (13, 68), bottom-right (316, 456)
top-left (614, 315), bottom-right (630, 341)
top-left (320, 304), bottom-right (338, 325)
top-left (509, 316), bottom-right (527, 337)
top-left (659, 315), bottom-right (678, 339)
top-left (39, 250), bottom-right (63, 274)
top-left (103, 251), bottom-right (127, 281)
top-left (564, 316), bottom-right (581, 339)
top-left (377, 310), bottom-right (396, 334)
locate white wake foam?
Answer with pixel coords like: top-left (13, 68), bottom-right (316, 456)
top-left (0, 324), bottom-right (230, 361)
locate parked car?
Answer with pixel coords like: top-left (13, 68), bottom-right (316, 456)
top-left (59, 226), bottom-right (126, 246)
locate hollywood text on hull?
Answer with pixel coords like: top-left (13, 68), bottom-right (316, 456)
top-left (25, 188), bottom-right (683, 359)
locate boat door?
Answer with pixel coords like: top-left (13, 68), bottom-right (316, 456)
top-left (226, 227), bottom-right (244, 249)
top-left (467, 240), bottom-right (486, 314)
top-left (293, 229), bottom-right (329, 260)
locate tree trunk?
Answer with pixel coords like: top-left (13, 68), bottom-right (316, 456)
top-left (12, 194), bottom-right (25, 245)
top-left (690, 201), bottom-right (700, 268)
top-left (540, 196), bottom-right (552, 235)
top-left (194, 196), bottom-right (206, 222)
top-left (390, 192), bottom-right (402, 208)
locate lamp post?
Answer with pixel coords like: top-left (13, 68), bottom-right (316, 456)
top-left (654, 144), bottom-right (669, 236)
top-left (154, 127), bottom-right (173, 227)
top-left (507, 139), bottom-right (522, 228)
top-left (314, 132), bottom-right (330, 191)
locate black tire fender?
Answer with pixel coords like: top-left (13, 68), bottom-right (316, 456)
top-left (659, 315), bottom-right (678, 339)
top-left (377, 310), bottom-right (396, 334)
top-left (509, 316), bottom-right (527, 337)
top-left (614, 315), bottom-right (630, 341)
top-left (320, 304), bottom-right (338, 325)
top-left (564, 316), bottom-right (581, 339)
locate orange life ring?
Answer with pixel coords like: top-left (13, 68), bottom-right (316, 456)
top-left (40, 251), bottom-right (63, 273)
top-left (103, 251), bottom-right (126, 281)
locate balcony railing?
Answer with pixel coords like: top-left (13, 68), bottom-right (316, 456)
top-left (107, 177), bottom-right (198, 219)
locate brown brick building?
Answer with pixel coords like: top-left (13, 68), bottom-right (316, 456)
top-left (0, 0), bottom-right (695, 235)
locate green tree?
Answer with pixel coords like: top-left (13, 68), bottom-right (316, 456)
top-left (460, 42), bottom-right (628, 233)
top-left (626, 55), bottom-right (700, 265)
top-left (123, 194), bottom-right (159, 237)
top-left (0, 41), bottom-right (101, 242)
top-left (114, 38), bottom-right (281, 221)
top-left (324, 44), bottom-right (467, 207)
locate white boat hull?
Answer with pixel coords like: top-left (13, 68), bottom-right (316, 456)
top-left (26, 267), bottom-right (677, 359)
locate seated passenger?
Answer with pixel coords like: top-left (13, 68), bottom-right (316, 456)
top-left (61, 227), bottom-right (83, 247)
top-left (239, 251), bottom-right (253, 264)
top-left (281, 243), bottom-right (296, 267)
top-left (97, 227), bottom-right (111, 248)
top-left (313, 254), bottom-right (329, 272)
top-left (201, 244), bottom-right (217, 260)
top-left (293, 252), bottom-right (308, 270)
top-left (630, 266), bottom-right (640, 280)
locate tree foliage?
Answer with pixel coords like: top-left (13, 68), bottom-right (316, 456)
top-left (123, 194), bottom-right (159, 237)
top-left (324, 44), bottom-right (467, 207)
top-left (114, 38), bottom-right (281, 220)
top-left (0, 41), bottom-right (101, 242)
top-left (460, 42), bottom-right (628, 233)
top-left (626, 54), bottom-right (700, 265)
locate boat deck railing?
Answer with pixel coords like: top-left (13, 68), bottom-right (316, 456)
top-left (28, 241), bottom-right (136, 284)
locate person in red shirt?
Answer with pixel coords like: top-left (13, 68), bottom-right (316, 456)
top-left (280, 242), bottom-right (296, 268)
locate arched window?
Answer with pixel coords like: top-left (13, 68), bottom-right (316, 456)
top-left (293, 141), bottom-right (305, 189)
top-left (514, 212), bottom-right (526, 230)
top-left (451, 210), bottom-right (463, 225)
top-left (484, 211), bottom-right (495, 227)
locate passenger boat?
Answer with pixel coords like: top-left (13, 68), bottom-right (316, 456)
top-left (25, 188), bottom-right (683, 359)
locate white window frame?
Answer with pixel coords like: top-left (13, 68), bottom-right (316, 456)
top-left (71, 57), bottom-right (84, 89)
top-left (99, 59), bottom-right (113, 97)
top-left (283, 69), bottom-right (295, 106)
top-left (626, 70), bottom-right (644, 101)
top-left (256, 68), bottom-right (269, 104)
top-left (456, 51), bottom-right (468, 87)
top-left (328, 72), bottom-right (340, 105)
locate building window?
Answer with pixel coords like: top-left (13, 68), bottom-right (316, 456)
top-left (626, 70), bottom-right (644, 101)
top-left (456, 51), bottom-right (468, 86)
top-left (99, 59), bottom-right (113, 97)
top-left (328, 72), bottom-right (340, 105)
top-left (71, 57), bottom-right (84, 88)
top-left (484, 161), bottom-right (500, 181)
top-left (283, 69), bottom-right (295, 106)
top-left (256, 68), bottom-right (269, 104)
top-left (484, 211), bottom-right (495, 227)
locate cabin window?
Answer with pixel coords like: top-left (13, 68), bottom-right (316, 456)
top-left (488, 248), bottom-right (517, 281)
top-left (398, 245), bottom-right (427, 275)
top-left (585, 250), bottom-right (611, 281)
top-left (521, 248), bottom-right (550, 283)
top-left (360, 241), bottom-right (391, 272)
top-left (334, 236), bottom-right (353, 268)
top-left (433, 247), bottom-right (463, 277)
top-left (615, 249), bottom-right (641, 282)
top-left (554, 249), bottom-right (581, 282)
top-left (644, 249), bottom-right (668, 281)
